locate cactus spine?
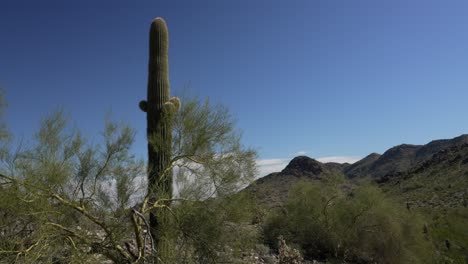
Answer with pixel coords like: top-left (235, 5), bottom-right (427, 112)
top-left (139, 17), bottom-right (179, 261)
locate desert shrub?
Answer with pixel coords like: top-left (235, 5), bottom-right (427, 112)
top-left (172, 193), bottom-right (259, 263)
top-left (0, 95), bottom-right (259, 263)
top-left (277, 236), bottom-right (303, 264)
top-left (263, 180), bottom-right (435, 263)
top-left (427, 207), bottom-right (468, 263)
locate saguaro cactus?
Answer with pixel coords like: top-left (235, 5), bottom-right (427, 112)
top-left (139, 17), bottom-right (180, 261)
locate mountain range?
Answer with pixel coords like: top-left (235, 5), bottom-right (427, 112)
top-left (245, 134), bottom-right (468, 262)
top-left (247, 134), bottom-right (468, 209)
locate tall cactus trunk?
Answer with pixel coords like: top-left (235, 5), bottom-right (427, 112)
top-left (139, 17), bottom-right (179, 263)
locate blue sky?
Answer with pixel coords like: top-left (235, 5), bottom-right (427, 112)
top-left (2, 0), bottom-right (468, 176)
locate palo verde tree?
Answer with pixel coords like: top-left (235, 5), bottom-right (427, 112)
top-left (0, 97), bottom-right (257, 264)
top-left (0, 18), bottom-right (258, 264)
top-left (0, 109), bottom-right (144, 263)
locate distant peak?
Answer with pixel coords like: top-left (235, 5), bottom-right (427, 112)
top-left (368, 152), bottom-right (381, 158)
top-left (394, 144), bottom-right (421, 149)
top-left (383, 144), bottom-right (421, 155)
top-left (281, 156), bottom-right (323, 176)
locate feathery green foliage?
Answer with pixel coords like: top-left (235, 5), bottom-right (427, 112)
top-left (0, 109), bottom-right (142, 263)
top-left (0, 86), bottom-right (258, 263)
top-left (136, 17), bottom-right (259, 263)
top-left (263, 180), bottom-right (436, 263)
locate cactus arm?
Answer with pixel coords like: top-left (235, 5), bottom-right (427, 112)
top-left (139, 100), bottom-right (148, 112)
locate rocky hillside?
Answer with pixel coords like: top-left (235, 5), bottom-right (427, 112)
top-left (248, 134), bottom-right (468, 209)
top-left (246, 156), bottom-right (346, 208)
top-left (378, 141), bottom-right (468, 208)
top-left (344, 152), bottom-right (381, 179)
top-left (244, 134), bottom-right (468, 263)
top-left (345, 134), bottom-right (468, 180)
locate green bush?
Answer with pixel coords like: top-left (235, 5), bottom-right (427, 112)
top-left (427, 207), bottom-right (468, 263)
top-left (263, 180), bottom-right (435, 263)
top-left (172, 193), bottom-right (258, 263)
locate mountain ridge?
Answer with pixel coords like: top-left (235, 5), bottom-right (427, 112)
top-left (245, 134), bottom-right (468, 263)
top-left (248, 134), bottom-right (468, 209)
top-left (357, 134), bottom-right (468, 180)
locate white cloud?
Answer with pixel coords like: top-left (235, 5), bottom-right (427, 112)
top-left (256, 158), bottom-right (289, 177)
top-left (256, 158), bottom-right (288, 166)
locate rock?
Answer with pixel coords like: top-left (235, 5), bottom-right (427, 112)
top-left (281, 156), bottom-right (323, 178)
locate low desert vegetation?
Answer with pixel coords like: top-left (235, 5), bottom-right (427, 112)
top-left (262, 179), bottom-right (436, 263)
top-left (0, 94), bottom-right (259, 263)
top-left (1, 90), bottom-right (466, 263)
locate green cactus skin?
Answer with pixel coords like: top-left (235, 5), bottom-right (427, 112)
top-left (139, 17), bottom-right (179, 260)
